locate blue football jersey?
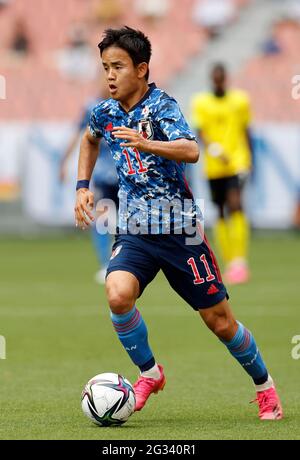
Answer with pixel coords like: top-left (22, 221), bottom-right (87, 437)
top-left (89, 83), bottom-right (198, 233)
top-left (79, 98), bottom-right (118, 187)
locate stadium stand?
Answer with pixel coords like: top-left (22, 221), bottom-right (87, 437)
top-left (233, 19), bottom-right (300, 122)
top-left (0, 0), bottom-right (250, 120)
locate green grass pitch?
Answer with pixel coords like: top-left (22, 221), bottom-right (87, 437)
top-left (0, 232), bottom-right (300, 440)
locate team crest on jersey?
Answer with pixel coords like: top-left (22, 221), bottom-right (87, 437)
top-left (110, 245), bottom-right (122, 260)
top-left (138, 119), bottom-right (154, 140)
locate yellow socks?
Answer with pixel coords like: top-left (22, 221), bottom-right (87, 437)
top-left (214, 212), bottom-right (249, 266)
top-left (227, 210), bottom-right (249, 263)
top-left (213, 218), bottom-right (231, 264)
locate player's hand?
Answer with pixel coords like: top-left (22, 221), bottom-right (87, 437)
top-left (112, 126), bottom-right (149, 150)
top-left (74, 189), bottom-right (95, 229)
top-left (207, 142), bottom-right (229, 165)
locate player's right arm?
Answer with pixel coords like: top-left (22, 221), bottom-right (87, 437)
top-left (75, 128), bottom-right (100, 229)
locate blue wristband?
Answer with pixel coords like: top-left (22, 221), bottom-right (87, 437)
top-left (76, 180), bottom-right (90, 191)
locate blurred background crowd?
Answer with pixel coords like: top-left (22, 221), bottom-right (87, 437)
top-left (0, 0), bottom-right (300, 235)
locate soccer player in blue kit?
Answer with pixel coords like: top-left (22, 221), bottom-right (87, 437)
top-left (75, 27), bottom-right (283, 420)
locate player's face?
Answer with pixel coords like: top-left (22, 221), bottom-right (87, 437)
top-left (212, 69), bottom-right (227, 92)
top-left (102, 46), bottom-right (146, 102)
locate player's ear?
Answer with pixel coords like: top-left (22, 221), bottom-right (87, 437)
top-left (137, 62), bottom-right (148, 80)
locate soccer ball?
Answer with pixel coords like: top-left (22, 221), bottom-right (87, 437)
top-left (81, 373), bottom-right (136, 427)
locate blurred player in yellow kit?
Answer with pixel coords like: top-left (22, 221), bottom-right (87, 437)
top-left (191, 63), bottom-right (252, 284)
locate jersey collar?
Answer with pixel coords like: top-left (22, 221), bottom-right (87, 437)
top-left (118, 82), bottom-right (156, 114)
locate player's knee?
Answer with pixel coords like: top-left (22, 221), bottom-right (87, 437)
top-left (106, 284), bottom-right (135, 314)
top-left (208, 315), bottom-right (236, 340)
top-left (227, 192), bottom-right (242, 213)
top-left (213, 319), bottom-right (232, 339)
top-left (108, 293), bottom-right (134, 314)
top-left (106, 272), bottom-right (139, 314)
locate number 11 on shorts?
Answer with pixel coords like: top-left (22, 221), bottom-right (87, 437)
top-left (187, 255), bottom-right (216, 284)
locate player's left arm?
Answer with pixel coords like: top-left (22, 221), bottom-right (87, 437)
top-left (114, 96), bottom-right (200, 163)
top-left (113, 126), bottom-right (199, 163)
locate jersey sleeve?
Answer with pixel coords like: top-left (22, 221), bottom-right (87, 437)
top-left (88, 106), bottom-right (103, 139)
top-left (155, 97), bottom-right (196, 141)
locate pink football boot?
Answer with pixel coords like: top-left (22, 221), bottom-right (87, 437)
top-left (225, 260), bottom-right (250, 285)
top-left (133, 364), bottom-right (166, 411)
top-left (252, 386), bottom-right (283, 420)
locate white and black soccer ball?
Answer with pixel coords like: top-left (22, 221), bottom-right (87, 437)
top-left (81, 373), bottom-right (136, 427)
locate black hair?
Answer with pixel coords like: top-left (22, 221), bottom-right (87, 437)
top-left (98, 26), bottom-right (152, 81)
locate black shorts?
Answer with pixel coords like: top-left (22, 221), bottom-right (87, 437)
top-left (209, 174), bottom-right (247, 207)
top-left (106, 233), bottom-right (229, 311)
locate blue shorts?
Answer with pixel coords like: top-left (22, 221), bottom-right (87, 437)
top-left (106, 233), bottom-right (228, 310)
top-left (93, 183), bottom-right (119, 207)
